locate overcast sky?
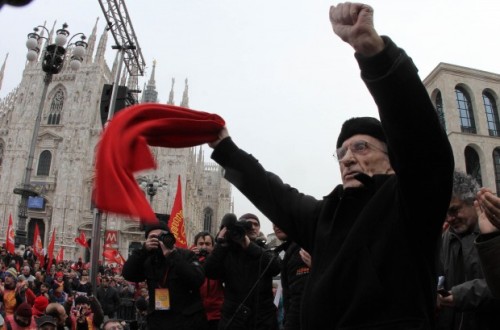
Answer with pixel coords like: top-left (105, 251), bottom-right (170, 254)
top-left (1, 0), bottom-right (499, 236)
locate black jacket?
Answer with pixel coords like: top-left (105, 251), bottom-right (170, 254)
top-left (204, 240), bottom-right (281, 330)
top-left (122, 247), bottom-right (206, 328)
top-left (438, 228), bottom-right (500, 329)
top-left (275, 242), bottom-right (309, 330)
top-left (96, 285), bottom-right (120, 316)
top-left (211, 37), bottom-right (454, 329)
top-left (476, 232), bottom-right (500, 298)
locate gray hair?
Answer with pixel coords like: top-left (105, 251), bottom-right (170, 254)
top-left (452, 171), bottom-right (479, 204)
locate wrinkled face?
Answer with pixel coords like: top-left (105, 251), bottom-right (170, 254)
top-left (273, 225), bottom-right (287, 241)
top-left (245, 218), bottom-right (260, 240)
top-left (446, 196), bottom-right (478, 235)
top-left (196, 235), bottom-right (214, 253)
top-left (337, 134), bottom-right (393, 188)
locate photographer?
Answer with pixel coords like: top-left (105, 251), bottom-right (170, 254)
top-left (122, 222), bottom-right (207, 329)
top-left (191, 232), bottom-right (224, 330)
top-left (204, 214), bottom-right (281, 330)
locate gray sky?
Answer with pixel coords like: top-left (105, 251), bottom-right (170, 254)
top-left (1, 0), bottom-right (499, 236)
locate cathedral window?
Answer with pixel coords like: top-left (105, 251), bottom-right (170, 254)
top-left (0, 140), bottom-right (4, 167)
top-left (36, 150), bottom-right (52, 176)
top-left (483, 91), bottom-right (500, 137)
top-left (455, 87), bottom-right (476, 134)
top-left (203, 208), bottom-right (213, 232)
top-left (48, 89), bottom-right (64, 125)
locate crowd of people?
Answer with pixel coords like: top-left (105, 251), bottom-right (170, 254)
top-left (2, 2), bottom-right (500, 330)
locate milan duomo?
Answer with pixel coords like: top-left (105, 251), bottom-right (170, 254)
top-left (0, 20), bottom-right (232, 261)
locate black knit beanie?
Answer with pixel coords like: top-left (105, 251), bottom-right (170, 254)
top-left (239, 213), bottom-right (259, 225)
top-left (336, 117), bottom-right (386, 148)
top-left (144, 221), bottom-right (169, 238)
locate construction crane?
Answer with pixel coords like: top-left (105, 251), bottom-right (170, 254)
top-left (91, 0), bottom-right (146, 296)
top-left (98, 0), bottom-right (146, 77)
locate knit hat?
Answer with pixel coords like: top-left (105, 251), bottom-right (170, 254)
top-left (144, 221), bottom-right (169, 238)
top-left (239, 213), bottom-right (259, 225)
top-left (32, 296), bottom-right (49, 316)
top-left (5, 267), bottom-right (18, 279)
top-left (35, 315), bottom-right (57, 327)
top-left (336, 117), bottom-right (386, 148)
top-left (15, 302), bottom-right (32, 318)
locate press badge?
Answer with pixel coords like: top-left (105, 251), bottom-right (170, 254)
top-left (155, 288), bottom-right (171, 310)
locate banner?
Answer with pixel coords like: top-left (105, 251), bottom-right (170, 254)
top-left (56, 247), bottom-right (64, 263)
top-left (46, 228), bottom-right (56, 271)
top-left (5, 214), bottom-right (15, 254)
top-left (74, 231), bottom-right (89, 248)
top-left (168, 175), bottom-right (187, 248)
top-left (103, 248), bottom-right (125, 266)
top-left (33, 223), bottom-right (43, 259)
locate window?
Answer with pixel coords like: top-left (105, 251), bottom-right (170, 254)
top-left (203, 208), bottom-right (213, 232)
top-left (465, 146), bottom-right (482, 186)
top-left (48, 89), bottom-right (64, 125)
top-left (483, 91), bottom-right (500, 137)
top-left (435, 91), bottom-right (446, 130)
top-left (36, 150), bottom-right (52, 176)
top-left (0, 140), bottom-right (4, 167)
top-left (455, 87), bottom-right (476, 134)
top-left (494, 148), bottom-right (500, 196)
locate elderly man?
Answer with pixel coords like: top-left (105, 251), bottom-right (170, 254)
top-left (437, 172), bottom-right (500, 329)
top-left (208, 3), bottom-right (454, 329)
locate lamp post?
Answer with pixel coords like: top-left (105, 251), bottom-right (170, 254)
top-left (13, 23), bottom-right (87, 246)
top-left (138, 176), bottom-right (167, 226)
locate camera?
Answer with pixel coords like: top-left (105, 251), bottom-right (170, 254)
top-left (198, 248), bottom-right (209, 257)
top-left (217, 213), bottom-right (253, 244)
top-left (158, 232), bottom-right (176, 250)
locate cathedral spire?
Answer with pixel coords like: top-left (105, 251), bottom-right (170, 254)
top-left (85, 17), bottom-right (99, 63)
top-left (180, 78), bottom-right (189, 108)
top-left (141, 60), bottom-right (158, 103)
top-left (47, 21), bottom-right (57, 45)
top-left (0, 53), bottom-right (8, 91)
top-left (148, 59), bottom-right (156, 87)
top-left (167, 78), bottom-right (175, 105)
top-left (95, 25), bottom-right (108, 63)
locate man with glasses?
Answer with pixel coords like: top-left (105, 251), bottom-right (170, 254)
top-left (436, 171), bottom-right (500, 329)
top-left (208, 2), bottom-right (454, 329)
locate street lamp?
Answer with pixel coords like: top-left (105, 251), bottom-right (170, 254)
top-left (13, 23), bottom-right (87, 245)
top-left (137, 176), bottom-right (167, 228)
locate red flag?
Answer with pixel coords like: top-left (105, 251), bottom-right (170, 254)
top-left (33, 223), bottom-right (43, 259)
top-left (102, 248), bottom-right (126, 266)
top-left (168, 175), bottom-right (187, 248)
top-left (5, 214), bottom-right (15, 254)
top-left (56, 247), bottom-right (64, 263)
top-left (46, 228), bottom-right (56, 271)
top-left (74, 231), bottom-right (89, 248)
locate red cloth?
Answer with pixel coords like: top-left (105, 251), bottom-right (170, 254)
top-left (94, 103), bottom-right (225, 223)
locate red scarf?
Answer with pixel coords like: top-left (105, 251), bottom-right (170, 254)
top-left (94, 103), bottom-right (225, 223)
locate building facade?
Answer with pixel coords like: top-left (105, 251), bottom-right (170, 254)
top-left (424, 63), bottom-right (500, 192)
top-left (0, 20), bottom-right (232, 261)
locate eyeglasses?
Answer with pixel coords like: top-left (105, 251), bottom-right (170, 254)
top-left (334, 140), bottom-right (387, 161)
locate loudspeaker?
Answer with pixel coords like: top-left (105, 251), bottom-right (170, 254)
top-left (100, 84), bottom-right (128, 127)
